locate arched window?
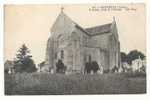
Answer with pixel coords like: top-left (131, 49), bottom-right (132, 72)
top-left (71, 32), bottom-right (80, 48)
top-left (61, 50), bottom-right (64, 59)
top-left (57, 34), bottom-right (63, 46)
top-left (74, 39), bottom-right (78, 48)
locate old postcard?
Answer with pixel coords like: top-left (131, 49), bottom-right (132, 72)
top-left (4, 4), bottom-right (146, 95)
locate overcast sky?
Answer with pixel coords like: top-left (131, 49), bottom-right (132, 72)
top-left (4, 4), bottom-right (146, 64)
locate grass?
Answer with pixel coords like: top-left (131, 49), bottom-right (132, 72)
top-left (5, 72), bottom-right (146, 95)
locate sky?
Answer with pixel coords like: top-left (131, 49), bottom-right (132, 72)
top-left (4, 4), bottom-right (146, 64)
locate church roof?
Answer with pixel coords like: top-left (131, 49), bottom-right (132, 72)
top-left (51, 9), bottom-right (114, 37)
top-left (75, 24), bottom-right (91, 36)
top-left (85, 23), bottom-right (112, 36)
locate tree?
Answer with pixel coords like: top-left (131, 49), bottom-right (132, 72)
top-left (14, 44), bottom-right (36, 73)
top-left (121, 52), bottom-right (127, 62)
top-left (56, 59), bottom-right (66, 74)
top-left (91, 61), bottom-right (99, 73)
top-left (126, 50), bottom-right (145, 65)
top-left (84, 61), bottom-right (99, 74)
top-left (84, 62), bottom-right (92, 74)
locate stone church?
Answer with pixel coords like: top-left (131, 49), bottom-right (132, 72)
top-left (43, 9), bottom-right (121, 73)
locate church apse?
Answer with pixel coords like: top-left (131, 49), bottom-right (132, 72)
top-left (45, 8), bottom-right (120, 74)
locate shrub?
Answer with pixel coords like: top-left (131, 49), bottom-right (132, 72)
top-left (84, 61), bottom-right (99, 74)
top-left (91, 61), bottom-right (99, 73)
top-left (56, 59), bottom-right (66, 74)
top-left (14, 44), bottom-right (37, 73)
top-left (84, 62), bottom-right (91, 74)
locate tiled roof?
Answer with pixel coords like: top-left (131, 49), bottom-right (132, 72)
top-left (53, 12), bottom-right (113, 36)
top-left (85, 23), bottom-right (112, 36)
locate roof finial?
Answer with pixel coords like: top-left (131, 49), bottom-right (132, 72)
top-left (61, 6), bottom-right (64, 13)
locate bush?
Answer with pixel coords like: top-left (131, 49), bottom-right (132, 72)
top-left (56, 59), bottom-right (66, 74)
top-left (14, 57), bottom-right (36, 73)
top-left (84, 61), bottom-right (99, 74)
top-left (84, 62), bottom-right (92, 74)
top-left (91, 61), bottom-right (99, 73)
top-left (13, 44), bottom-right (37, 73)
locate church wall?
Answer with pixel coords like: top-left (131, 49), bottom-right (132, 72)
top-left (45, 37), bottom-right (55, 71)
top-left (70, 27), bottom-right (88, 73)
top-left (65, 45), bottom-right (73, 72)
top-left (50, 13), bottom-right (75, 39)
top-left (47, 29), bottom-right (120, 73)
top-left (87, 33), bottom-right (111, 70)
top-left (50, 26), bottom-right (85, 73)
top-left (49, 16), bottom-right (77, 71)
top-left (82, 47), bottom-right (109, 71)
top-left (109, 21), bottom-right (121, 69)
top-left (46, 12), bottom-right (120, 74)
top-left (54, 35), bottom-right (71, 71)
top-left (88, 33), bottom-right (112, 50)
top-left (108, 34), bottom-right (120, 69)
top-left (73, 28), bottom-right (111, 71)
top-left (118, 42), bottom-right (121, 67)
